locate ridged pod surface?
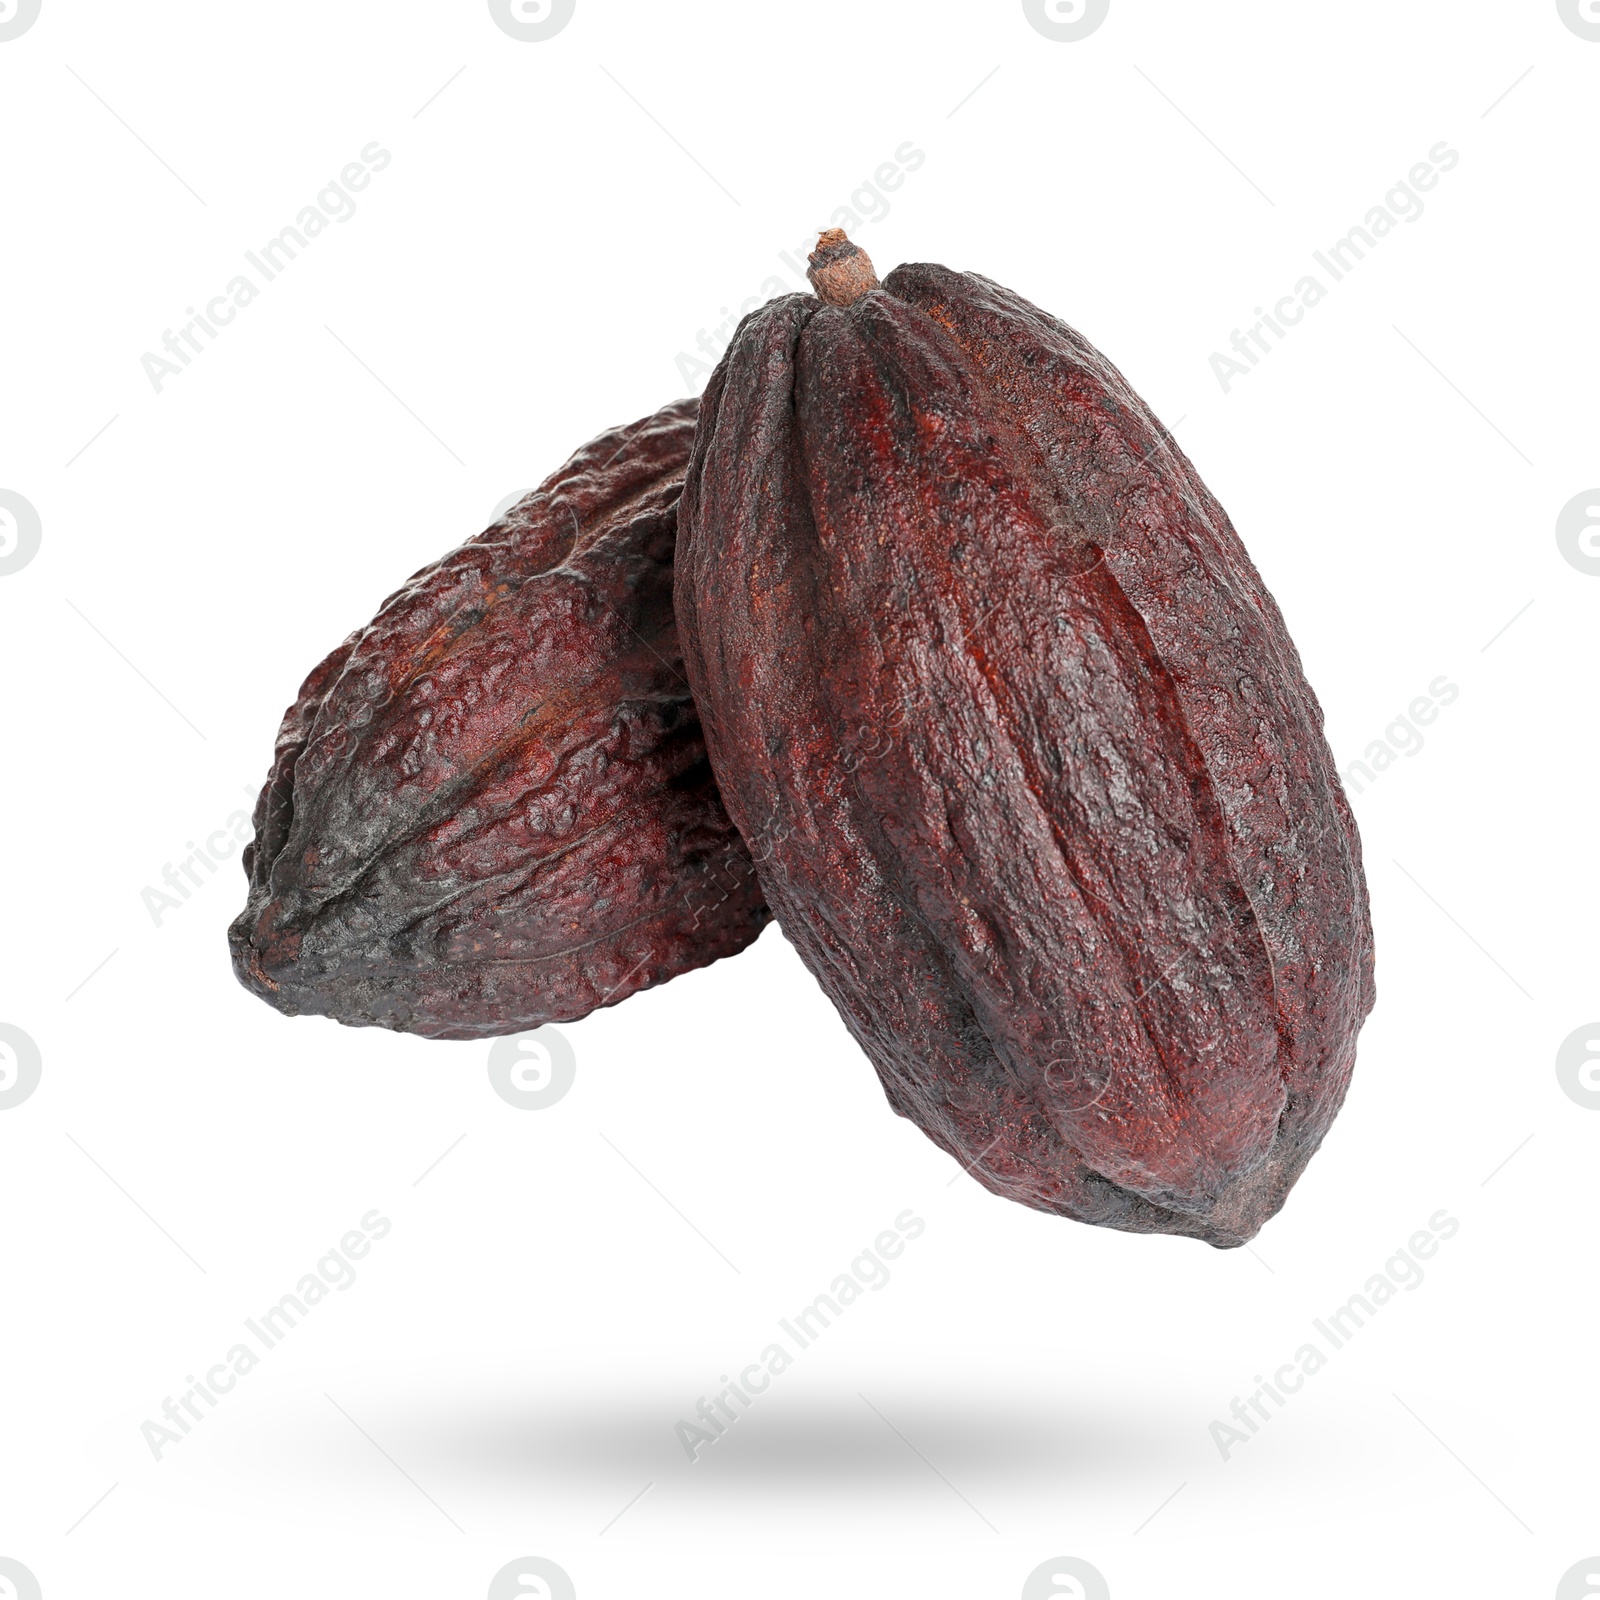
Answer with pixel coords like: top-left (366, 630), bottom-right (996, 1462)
top-left (677, 248), bottom-right (1373, 1246)
top-left (231, 396), bottom-right (768, 1039)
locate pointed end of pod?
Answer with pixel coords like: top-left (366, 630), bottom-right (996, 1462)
top-left (227, 899), bottom-right (304, 1014)
top-left (807, 228), bottom-right (880, 306)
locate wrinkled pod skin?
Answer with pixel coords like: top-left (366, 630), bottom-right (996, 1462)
top-left (231, 396), bottom-right (769, 1040)
top-left (677, 263), bottom-right (1374, 1246)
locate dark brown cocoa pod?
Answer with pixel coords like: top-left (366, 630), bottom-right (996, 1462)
top-left (231, 396), bottom-right (769, 1040)
top-left (677, 237), bottom-right (1374, 1246)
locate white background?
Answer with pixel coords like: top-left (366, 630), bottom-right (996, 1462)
top-left (1, 2), bottom-right (1596, 1596)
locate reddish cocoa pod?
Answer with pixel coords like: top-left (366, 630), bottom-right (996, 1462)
top-left (231, 396), bottom-right (769, 1040)
top-left (677, 236), bottom-right (1374, 1246)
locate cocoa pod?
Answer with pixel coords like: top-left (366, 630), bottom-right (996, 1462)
top-left (231, 396), bottom-right (768, 1039)
top-left (677, 234), bottom-right (1374, 1246)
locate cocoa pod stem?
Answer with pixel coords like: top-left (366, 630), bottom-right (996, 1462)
top-left (806, 228), bottom-right (880, 306)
